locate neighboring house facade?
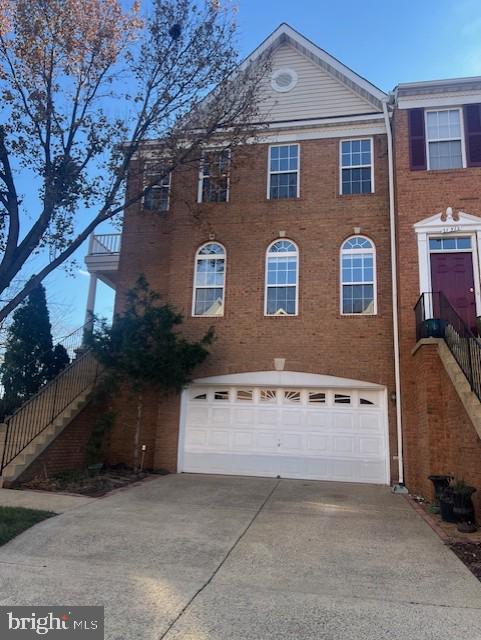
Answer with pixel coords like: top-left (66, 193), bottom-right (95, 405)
top-left (393, 80), bottom-right (481, 511)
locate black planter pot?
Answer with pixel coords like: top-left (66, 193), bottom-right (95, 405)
top-left (440, 488), bottom-right (457, 523)
top-left (453, 486), bottom-right (477, 524)
top-left (428, 475), bottom-right (450, 503)
top-left (420, 318), bottom-right (446, 339)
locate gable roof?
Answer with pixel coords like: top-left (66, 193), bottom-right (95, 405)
top-left (241, 23), bottom-right (387, 112)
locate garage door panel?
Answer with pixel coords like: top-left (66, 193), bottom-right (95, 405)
top-left (281, 432), bottom-right (304, 451)
top-left (305, 411), bottom-right (332, 428)
top-left (183, 452), bottom-right (278, 476)
top-left (333, 412), bottom-right (355, 429)
top-left (186, 406), bottom-right (209, 424)
top-left (255, 431), bottom-right (279, 451)
top-left (234, 408), bottom-right (256, 424)
top-left (306, 433), bottom-right (330, 452)
top-left (359, 436), bottom-right (385, 456)
top-left (211, 407), bottom-right (231, 425)
top-left (185, 429), bottom-right (208, 447)
top-left (182, 384), bottom-right (388, 484)
top-left (207, 430), bottom-right (230, 448)
top-left (257, 409), bottom-right (279, 426)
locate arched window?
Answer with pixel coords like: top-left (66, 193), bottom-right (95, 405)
top-left (265, 240), bottom-right (298, 316)
top-left (341, 236), bottom-right (376, 315)
top-left (193, 242), bottom-right (226, 316)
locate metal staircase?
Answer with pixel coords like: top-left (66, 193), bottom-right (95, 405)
top-left (415, 291), bottom-right (481, 403)
top-left (0, 330), bottom-right (99, 486)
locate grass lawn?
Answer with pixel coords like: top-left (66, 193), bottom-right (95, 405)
top-left (0, 506), bottom-right (56, 546)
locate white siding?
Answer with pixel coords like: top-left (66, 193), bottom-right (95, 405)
top-left (258, 44), bottom-right (377, 122)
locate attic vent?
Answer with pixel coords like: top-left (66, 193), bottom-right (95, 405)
top-left (271, 68), bottom-right (298, 93)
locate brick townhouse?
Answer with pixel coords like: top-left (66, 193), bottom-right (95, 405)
top-left (95, 24), bottom-right (399, 485)
top-left (7, 24), bottom-right (480, 513)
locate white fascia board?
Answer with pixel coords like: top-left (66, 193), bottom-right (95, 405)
top-left (397, 93), bottom-right (481, 110)
top-left (245, 123), bottom-right (386, 145)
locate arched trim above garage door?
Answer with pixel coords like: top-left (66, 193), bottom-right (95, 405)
top-left (192, 370), bottom-right (384, 390)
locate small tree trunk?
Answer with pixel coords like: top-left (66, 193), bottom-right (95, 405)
top-left (133, 392), bottom-right (142, 471)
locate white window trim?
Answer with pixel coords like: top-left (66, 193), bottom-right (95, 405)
top-left (264, 239), bottom-right (299, 317)
top-left (340, 235), bottom-right (377, 316)
top-left (424, 107), bottom-right (467, 171)
top-left (197, 150), bottom-right (231, 204)
top-left (142, 163), bottom-right (172, 212)
top-left (339, 137), bottom-right (374, 195)
top-left (192, 242), bottom-right (226, 317)
top-left (267, 143), bottom-right (300, 200)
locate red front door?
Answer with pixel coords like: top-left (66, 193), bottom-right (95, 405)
top-left (430, 252), bottom-right (477, 332)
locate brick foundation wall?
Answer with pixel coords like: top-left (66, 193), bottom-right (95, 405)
top-left (407, 343), bottom-right (481, 520)
top-left (111, 134), bottom-right (399, 479)
top-left (14, 401), bottom-right (100, 484)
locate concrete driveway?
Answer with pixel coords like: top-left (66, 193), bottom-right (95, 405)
top-left (0, 475), bottom-right (480, 639)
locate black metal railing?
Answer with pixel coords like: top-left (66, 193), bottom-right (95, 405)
top-left (414, 291), bottom-right (481, 402)
top-left (0, 337), bottom-right (99, 474)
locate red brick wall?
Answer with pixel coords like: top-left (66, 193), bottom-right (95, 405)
top-left (408, 343), bottom-right (481, 520)
top-left (110, 134), bottom-right (399, 477)
top-left (13, 402), bottom-right (99, 484)
top-left (394, 108), bottom-right (481, 504)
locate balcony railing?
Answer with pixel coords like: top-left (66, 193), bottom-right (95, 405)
top-left (414, 291), bottom-right (481, 402)
top-left (87, 233), bottom-right (121, 256)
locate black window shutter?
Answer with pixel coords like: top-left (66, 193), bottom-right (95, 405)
top-left (464, 104), bottom-right (481, 167)
top-left (408, 108), bottom-right (427, 171)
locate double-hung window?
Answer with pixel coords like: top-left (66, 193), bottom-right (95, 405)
top-left (198, 150), bottom-right (230, 203)
top-left (143, 161), bottom-right (171, 212)
top-left (268, 144), bottom-right (299, 199)
top-left (265, 240), bottom-right (298, 315)
top-left (193, 243), bottom-right (226, 316)
top-left (425, 109), bottom-right (464, 170)
top-left (340, 139), bottom-right (373, 195)
top-left (341, 236), bottom-right (376, 315)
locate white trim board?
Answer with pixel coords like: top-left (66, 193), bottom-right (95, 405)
top-left (191, 370), bottom-right (385, 389)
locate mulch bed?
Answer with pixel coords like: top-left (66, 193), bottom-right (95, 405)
top-left (407, 496), bottom-right (481, 582)
top-left (449, 542), bottom-right (481, 581)
top-left (17, 467), bottom-right (153, 497)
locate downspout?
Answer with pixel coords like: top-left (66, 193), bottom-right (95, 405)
top-left (382, 98), bottom-right (405, 488)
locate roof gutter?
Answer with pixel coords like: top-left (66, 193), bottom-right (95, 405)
top-left (382, 98), bottom-right (405, 489)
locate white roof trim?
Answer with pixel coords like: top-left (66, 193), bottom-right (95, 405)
top-left (241, 23), bottom-right (386, 109)
top-left (414, 208), bottom-right (481, 233)
top-left (191, 370), bottom-right (385, 389)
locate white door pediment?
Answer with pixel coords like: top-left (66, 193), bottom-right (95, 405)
top-left (414, 208), bottom-right (481, 234)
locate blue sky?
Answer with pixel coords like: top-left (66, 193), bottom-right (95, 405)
top-left (41, 0), bottom-right (481, 334)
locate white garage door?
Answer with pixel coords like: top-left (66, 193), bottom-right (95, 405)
top-left (180, 384), bottom-right (389, 484)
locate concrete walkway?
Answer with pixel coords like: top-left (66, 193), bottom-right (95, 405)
top-left (0, 475), bottom-right (480, 639)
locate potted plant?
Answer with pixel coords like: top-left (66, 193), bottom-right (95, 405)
top-left (420, 318), bottom-right (445, 339)
top-left (428, 474), bottom-right (450, 511)
top-left (452, 480), bottom-right (477, 530)
top-left (439, 479), bottom-right (457, 523)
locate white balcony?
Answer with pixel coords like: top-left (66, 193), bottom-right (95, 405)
top-left (84, 233), bottom-right (121, 327)
top-left (84, 233), bottom-right (121, 289)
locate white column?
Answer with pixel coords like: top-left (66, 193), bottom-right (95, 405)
top-left (84, 274), bottom-right (98, 331)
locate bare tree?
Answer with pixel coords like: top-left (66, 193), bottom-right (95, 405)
top-left (0, 0), bottom-right (270, 322)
